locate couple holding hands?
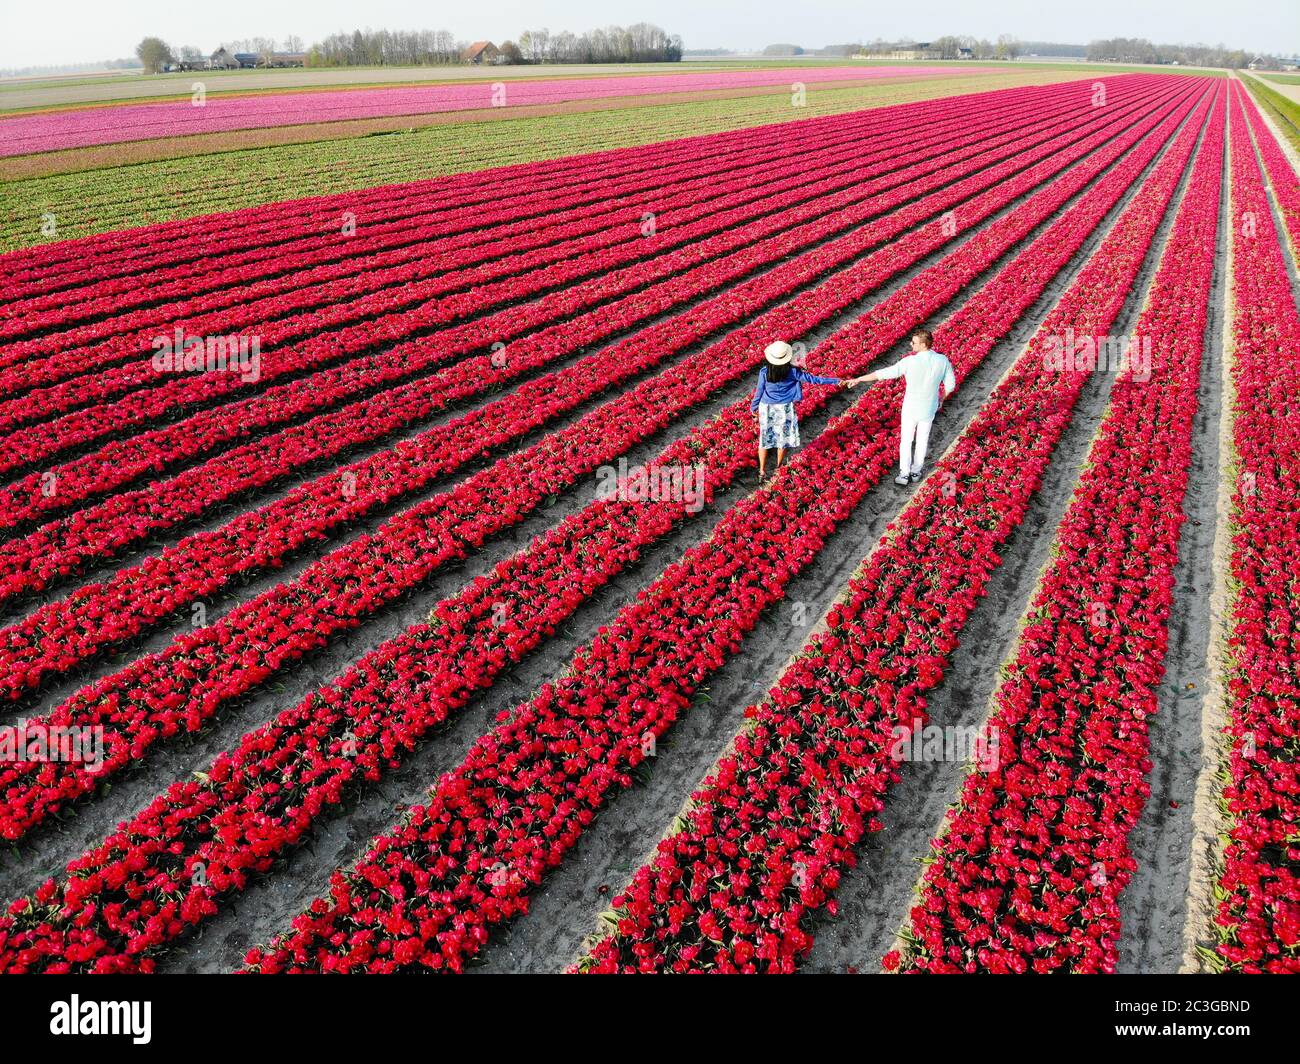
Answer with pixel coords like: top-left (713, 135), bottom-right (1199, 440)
top-left (750, 329), bottom-right (957, 486)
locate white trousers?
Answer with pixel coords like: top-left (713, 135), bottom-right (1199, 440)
top-left (900, 410), bottom-right (934, 475)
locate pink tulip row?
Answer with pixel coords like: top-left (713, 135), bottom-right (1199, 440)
top-left (0, 80), bottom-right (1205, 859)
top-left (1210, 81), bottom-right (1300, 974)
top-left (2, 67), bottom-right (974, 158)
top-left (898, 87), bottom-right (1225, 974)
top-left (0, 80), bottom-right (1123, 474)
top-left (577, 86), bottom-right (1214, 974)
top-left (0, 80), bottom-right (1210, 975)
top-left (0, 79), bottom-right (1173, 618)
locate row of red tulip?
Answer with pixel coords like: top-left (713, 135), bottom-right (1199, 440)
top-left (2, 90), bottom-right (980, 346)
top-left (0, 134), bottom-right (970, 521)
top-left (1233, 82), bottom-right (1299, 257)
top-left (0, 81), bottom-right (1203, 861)
top-left (899, 87), bottom-right (1225, 974)
top-left (0, 80), bottom-right (1176, 613)
top-left (0, 80), bottom-right (1130, 465)
top-left (0, 84), bottom-right (1208, 973)
top-left (1, 91), bottom-right (1094, 530)
top-left (4, 100), bottom-right (930, 372)
top-left (0, 140), bottom-right (941, 430)
top-left (1, 86), bottom-right (1169, 540)
top-left (0, 77), bottom-right (1109, 294)
top-left (0, 93), bottom-right (949, 295)
top-left (577, 87), bottom-right (1213, 974)
top-left (0, 100), bottom-right (826, 298)
top-left (1210, 81), bottom-right (1300, 973)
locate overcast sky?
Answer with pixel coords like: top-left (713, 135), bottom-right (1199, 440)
top-left (3, 0), bottom-right (1295, 69)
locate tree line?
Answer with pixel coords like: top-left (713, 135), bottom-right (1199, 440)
top-left (133, 23), bottom-right (681, 73)
top-left (754, 35), bottom-right (1284, 68)
top-left (307, 23), bottom-right (682, 67)
top-left (1085, 38), bottom-right (1265, 68)
top-left (515, 23), bottom-right (682, 63)
top-left (307, 30), bottom-right (466, 67)
top-left (760, 37), bottom-right (1024, 60)
top-left (132, 27), bottom-right (1287, 76)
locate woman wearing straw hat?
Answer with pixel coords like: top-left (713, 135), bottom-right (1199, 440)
top-left (750, 340), bottom-right (846, 484)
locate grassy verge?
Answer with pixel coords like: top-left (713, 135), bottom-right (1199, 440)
top-left (1240, 75), bottom-right (1300, 153)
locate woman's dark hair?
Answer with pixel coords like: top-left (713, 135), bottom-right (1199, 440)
top-left (765, 362), bottom-right (794, 383)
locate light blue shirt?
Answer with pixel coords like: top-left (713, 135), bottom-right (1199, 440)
top-left (874, 349), bottom-right (956, 420)
top-left (750, 365), bottom-right (840, 411)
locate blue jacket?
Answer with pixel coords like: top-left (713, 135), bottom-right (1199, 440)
top-left (750, 365), bottom-right (840, 411)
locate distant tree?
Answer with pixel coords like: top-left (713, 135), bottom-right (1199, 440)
top-left (932, 35), bottom-right (964, 59)
top-left (763, 43), bottom-right (803, 56)
top-left (498, 40), bottom-right (524, 64)
top-left (519, 28), bottom-right (550, 63)
top-left (282, 35), bottom-right (304, 53)
top-left (1087, 37), bottom-right (1157, 63)
top-left (995, 34), bottom-right (1021, 59)
top-left (222, 37), bottom-right (277, 55)
top-left (135, 37), bottom-right (175, 74)
top-left (515, 23), bottom-right (680, 63)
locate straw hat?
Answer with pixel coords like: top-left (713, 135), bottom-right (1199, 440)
top-left (764, 341), bottom-right (794, 365)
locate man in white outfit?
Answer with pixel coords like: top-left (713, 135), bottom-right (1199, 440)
top-left (848, 329), bottom-right (956, 485)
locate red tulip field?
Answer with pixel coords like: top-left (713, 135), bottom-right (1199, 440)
top-left (0, 69), bottom-right (1296, 978)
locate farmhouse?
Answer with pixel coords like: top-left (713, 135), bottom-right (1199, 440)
top-left (206, 48), bottom-right (261, 69)
top-left (262, 52), bottom-right (307, 67)
top-left (889, 42), bottom-right (943, 60)
top-left (461, 41), bottom-right (501, 65)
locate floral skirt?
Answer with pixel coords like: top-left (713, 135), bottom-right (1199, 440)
top-left (758, 402), bottom-right (800, 450)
